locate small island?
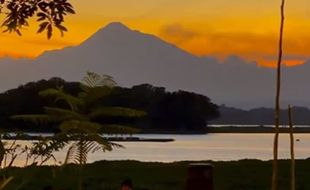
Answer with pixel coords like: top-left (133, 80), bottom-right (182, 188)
top-left (0, 78), bottom-right (219, 134)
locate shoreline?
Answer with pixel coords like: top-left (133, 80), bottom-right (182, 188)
top-left (1, 126), bottom-right (310, 141)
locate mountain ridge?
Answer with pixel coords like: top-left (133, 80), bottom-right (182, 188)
top-left (0, 22), bottom-right (309, 109)
top-left (212, 105), bottom-right (310, 125)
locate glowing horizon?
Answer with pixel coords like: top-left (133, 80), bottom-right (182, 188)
top-left (1, 0), bottom-right (310, 67)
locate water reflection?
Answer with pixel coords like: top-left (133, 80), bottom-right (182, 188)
top-left (6, 133), bottom-right (310, 166)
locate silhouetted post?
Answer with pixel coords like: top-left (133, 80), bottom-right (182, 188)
top-left (288, 105), bottom-right (295, 190)
top-left (272, 0), bottom-right (286, 190)
top-left (186, 163), bottom-right (213, 190)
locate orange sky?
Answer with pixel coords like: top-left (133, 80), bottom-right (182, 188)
top-left (1, 0), bottom-right (310, 67)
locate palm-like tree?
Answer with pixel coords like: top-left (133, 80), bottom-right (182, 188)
top-left (12, 72), bottom-right (145, 165)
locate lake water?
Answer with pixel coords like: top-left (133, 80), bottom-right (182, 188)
top-left (8, 133), bottom-right (310, 166)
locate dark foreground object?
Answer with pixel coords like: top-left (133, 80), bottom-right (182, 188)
top-left (2, 159), bottom-right (310, 190)
top-left (186, 163), bottom-right (213, 190)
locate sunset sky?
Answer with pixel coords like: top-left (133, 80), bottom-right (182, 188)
top-left (1, 0), bottom-right (310, 67)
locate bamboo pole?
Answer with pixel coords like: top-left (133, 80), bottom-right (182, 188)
top-left (272, 0), bottom-right (286, 190)
top-left (288, 105), bottom-right (295, 190)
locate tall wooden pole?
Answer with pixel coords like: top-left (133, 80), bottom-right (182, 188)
top-left (271, 0), bottom-right (285, 190)
top-left (288, 105), bottom-right (295, 190)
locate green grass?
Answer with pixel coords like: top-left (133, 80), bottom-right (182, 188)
top-left (1, 159), bottom-right (310, 190)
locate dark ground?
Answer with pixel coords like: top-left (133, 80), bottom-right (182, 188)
top-left (2, 159), bottom-right (310, 190)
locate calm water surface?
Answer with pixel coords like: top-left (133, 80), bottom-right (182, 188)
top-left (9, 134), bottom-right (310, 166)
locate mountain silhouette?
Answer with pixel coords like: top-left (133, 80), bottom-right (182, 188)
top-left (212, 105), bottom-right (310, 125)
top-left (0, 22), bottom-right (309, 109)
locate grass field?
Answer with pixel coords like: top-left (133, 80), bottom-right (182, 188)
top-left (2, 159), bottom-right (310, 190)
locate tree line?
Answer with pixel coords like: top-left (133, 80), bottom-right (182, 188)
top-left (0, 78), bottom-right (219, 133)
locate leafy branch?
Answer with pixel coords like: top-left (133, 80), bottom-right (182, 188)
top-left (0, 0), bottom-right (75, 39)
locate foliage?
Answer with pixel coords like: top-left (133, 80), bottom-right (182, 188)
top-left (0, 78), bottom-right (219, 133)
top-left (0, 0), bottom-right (75, 39)
top-left (0, 77), bottom-right (80, 132)
top-left (0, 133), bottom-right (65, 168)
top-left (103, 84), bottom-right (220, 132)
top-left (0, 132), bottom-right (66, 189)
top-left (12, 72), bottom-right (142, 165)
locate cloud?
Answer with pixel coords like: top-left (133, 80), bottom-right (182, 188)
top-left (262, 54), bottom-right (308, 67)
top-left (159, 23), bottom-right (200, 44)
top-left (22, 38), bottom-right (75, 47)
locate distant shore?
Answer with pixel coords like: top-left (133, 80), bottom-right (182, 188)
top-left (207, 126), bottom-right (310, 133)
top-left (140, 126), bottom-right (310, 134)
top-left (1, 135), bottom-right (175, 142)
top-left (1, 126), bottom-right (310, 141)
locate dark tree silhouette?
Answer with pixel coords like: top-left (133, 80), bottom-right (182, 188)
top-left (0, 80), bottom-right (219, 133)
top-left (90, 84), bottom-right (219, 132)
top-left (0, 0), bottom-right (75, 39)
